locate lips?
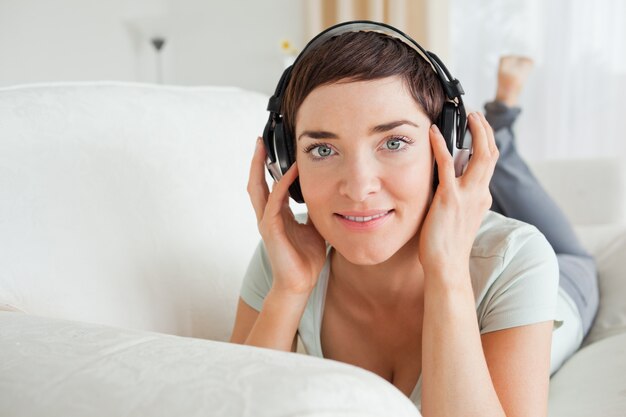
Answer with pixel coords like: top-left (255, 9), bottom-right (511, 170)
top-left (339, 211), bottom-right (390, 222)
top-left (334, 209), bottom-right (394, 227)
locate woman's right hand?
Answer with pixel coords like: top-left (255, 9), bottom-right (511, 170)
top-left (247, 137), bottom-right (327, 296)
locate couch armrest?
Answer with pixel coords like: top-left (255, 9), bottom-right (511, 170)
top-left (549, 332), bottom-right (626, 417)
top-left (0, 312), bottom-right (421, 417)
top-left (583, 232), bottom-right (626, 346)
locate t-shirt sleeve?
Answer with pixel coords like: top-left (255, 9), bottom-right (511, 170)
top-left (479, 230), bottom-right (560, 334)
top-left (239, 239), bottom-right (274, 312)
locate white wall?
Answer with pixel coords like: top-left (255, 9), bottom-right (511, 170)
top-left (448, 0), bottom-right (626, 161)
top-left (0, 0), bottom-right (305, 95)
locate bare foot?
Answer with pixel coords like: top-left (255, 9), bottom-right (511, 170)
top-left (495, 56), bottom-right (534, 107)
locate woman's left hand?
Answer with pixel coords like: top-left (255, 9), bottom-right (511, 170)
top-left (418, 112), bottom-right (499, 281)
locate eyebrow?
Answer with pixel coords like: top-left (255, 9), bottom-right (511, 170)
top-left (297, 119), bottom-right (420, 141)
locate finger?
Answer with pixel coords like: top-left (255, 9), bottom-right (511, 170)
top-left (247, 137), bottom-right (270, 224)
top-left (460, 112), bottom-right (491, 184)
top-left (480, 113), bottom-right (500, 178)
top-left (430, 124), bottom-right (456, 186)
top-left (264, 162), bottom-right (299, 220)
top-left (478, 112), bottom-right (499, 157)
top-left (473, 113), bottom-right (497, 209)
top-left (475, 112), bottom-right (499, 178)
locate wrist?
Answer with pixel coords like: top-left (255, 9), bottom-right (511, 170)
top-left (423, 263), bottom-right (472, 293)
top-left (266, 287), bottom-right (312, 308)
top-left (244, 287), bottom-right (310, 352)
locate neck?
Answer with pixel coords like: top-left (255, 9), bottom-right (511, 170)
top-left (330, 233), bottom-right (424, 311)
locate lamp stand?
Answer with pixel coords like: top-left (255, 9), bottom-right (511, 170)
top-left (150, 37), bottom-right (166, 84)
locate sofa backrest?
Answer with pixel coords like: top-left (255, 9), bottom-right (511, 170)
top-left (1, 82), bottom-right (624, 341)
top-left (0, 82), bottom-right (275, 341)
top-left (529, 158), bottom-right (626, 255)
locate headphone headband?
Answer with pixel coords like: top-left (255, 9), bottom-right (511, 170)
top-left (301, 22), bottom-right (434, 70)
top-left (294, 21), bottom-right (464, 103)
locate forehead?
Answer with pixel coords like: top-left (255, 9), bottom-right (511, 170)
top-left (295, 76), bottom-right (428, 130)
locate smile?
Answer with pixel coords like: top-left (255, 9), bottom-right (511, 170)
top-left (334, 210), bottom-right (394, 231)
top-left (339, 211), bottom-right (390, 222)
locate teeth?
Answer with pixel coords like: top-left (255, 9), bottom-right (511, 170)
top-left (342, 211), bottom-right (389, 222)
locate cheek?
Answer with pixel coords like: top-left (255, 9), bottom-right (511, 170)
top-left (298, 164), bottom-right (336, 236)
top-left (296, 147), bottom-right (335, 203)
top-left (298, 162), bottom-right (333, 206)
top-left (389, 154), bottom-right (434, 197)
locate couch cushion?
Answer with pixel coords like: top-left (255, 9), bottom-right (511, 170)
top-left (548, 332), bottom-right (626, 417)
top-left (0, 311), bottom-right (421, 417)
top-left (0, 82), bottom-right (270, 340)
top-left (529, 158), bottom-right (626, 227)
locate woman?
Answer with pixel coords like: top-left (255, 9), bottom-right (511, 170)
top-left (230, 22), bottom-right (598, 416)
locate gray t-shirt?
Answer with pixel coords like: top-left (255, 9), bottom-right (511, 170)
top-left (240, 210), bottom-right (561, 409)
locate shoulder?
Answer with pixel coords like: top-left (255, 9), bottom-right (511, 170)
top-left (471, 210), bottom-right (552, 260)
top-left (471, 213), bottom-right (560, 332)
top-left (469, 211), bottom-right (559, 307)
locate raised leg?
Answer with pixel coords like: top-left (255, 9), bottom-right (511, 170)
top-left (485, 56), bottom-right (599, 338)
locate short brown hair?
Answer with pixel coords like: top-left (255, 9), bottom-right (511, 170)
top-left (282, 31), bottom-right (446, 140)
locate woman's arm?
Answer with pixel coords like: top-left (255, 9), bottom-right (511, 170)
top-left (230, 298), bottom-right (301, 352)
top-left (481, 320), bottom-right (553, 417)
top-left (419, 113), bottom-right (553, 416)
top-left (421, 273), bottom-right (552, 417)
top-left (421, 273), bottom-right (503, 417)
top-left (241, 289), bottom-right (310, 352)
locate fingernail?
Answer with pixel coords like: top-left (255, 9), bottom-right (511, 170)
top-left (431, 124), bottom-right (440, 134)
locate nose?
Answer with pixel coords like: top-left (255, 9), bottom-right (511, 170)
top-left (338, 154), bottom-right (381, 202)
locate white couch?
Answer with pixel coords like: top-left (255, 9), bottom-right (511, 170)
top-left (0, 82), bottom-right (624, 417)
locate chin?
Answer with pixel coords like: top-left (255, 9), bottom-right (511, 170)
top-left (328, 237), bottom-right (402, 266)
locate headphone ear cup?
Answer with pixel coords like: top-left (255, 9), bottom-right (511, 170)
top-left (275, 119), bottom-right (305, 203)
top-left (274, 119), bottom-right (291, 173)
top-left (432, 103), bottom-right (457, 192)
top-left (437, 103), bottom-right (456, 153)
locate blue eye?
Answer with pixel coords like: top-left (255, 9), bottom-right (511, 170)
top-left (303, 143), bottom-right (336, 160)
top-left (313, 145), bottom-right (334, 157)
top-left (383, 136), bottom-right (411, 151)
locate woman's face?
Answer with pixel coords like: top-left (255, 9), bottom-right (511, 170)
top-left (295, 75), bottom-right (435, 265)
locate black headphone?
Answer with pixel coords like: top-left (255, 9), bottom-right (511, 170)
top-left (263, 20), bottom-right (471, 204)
